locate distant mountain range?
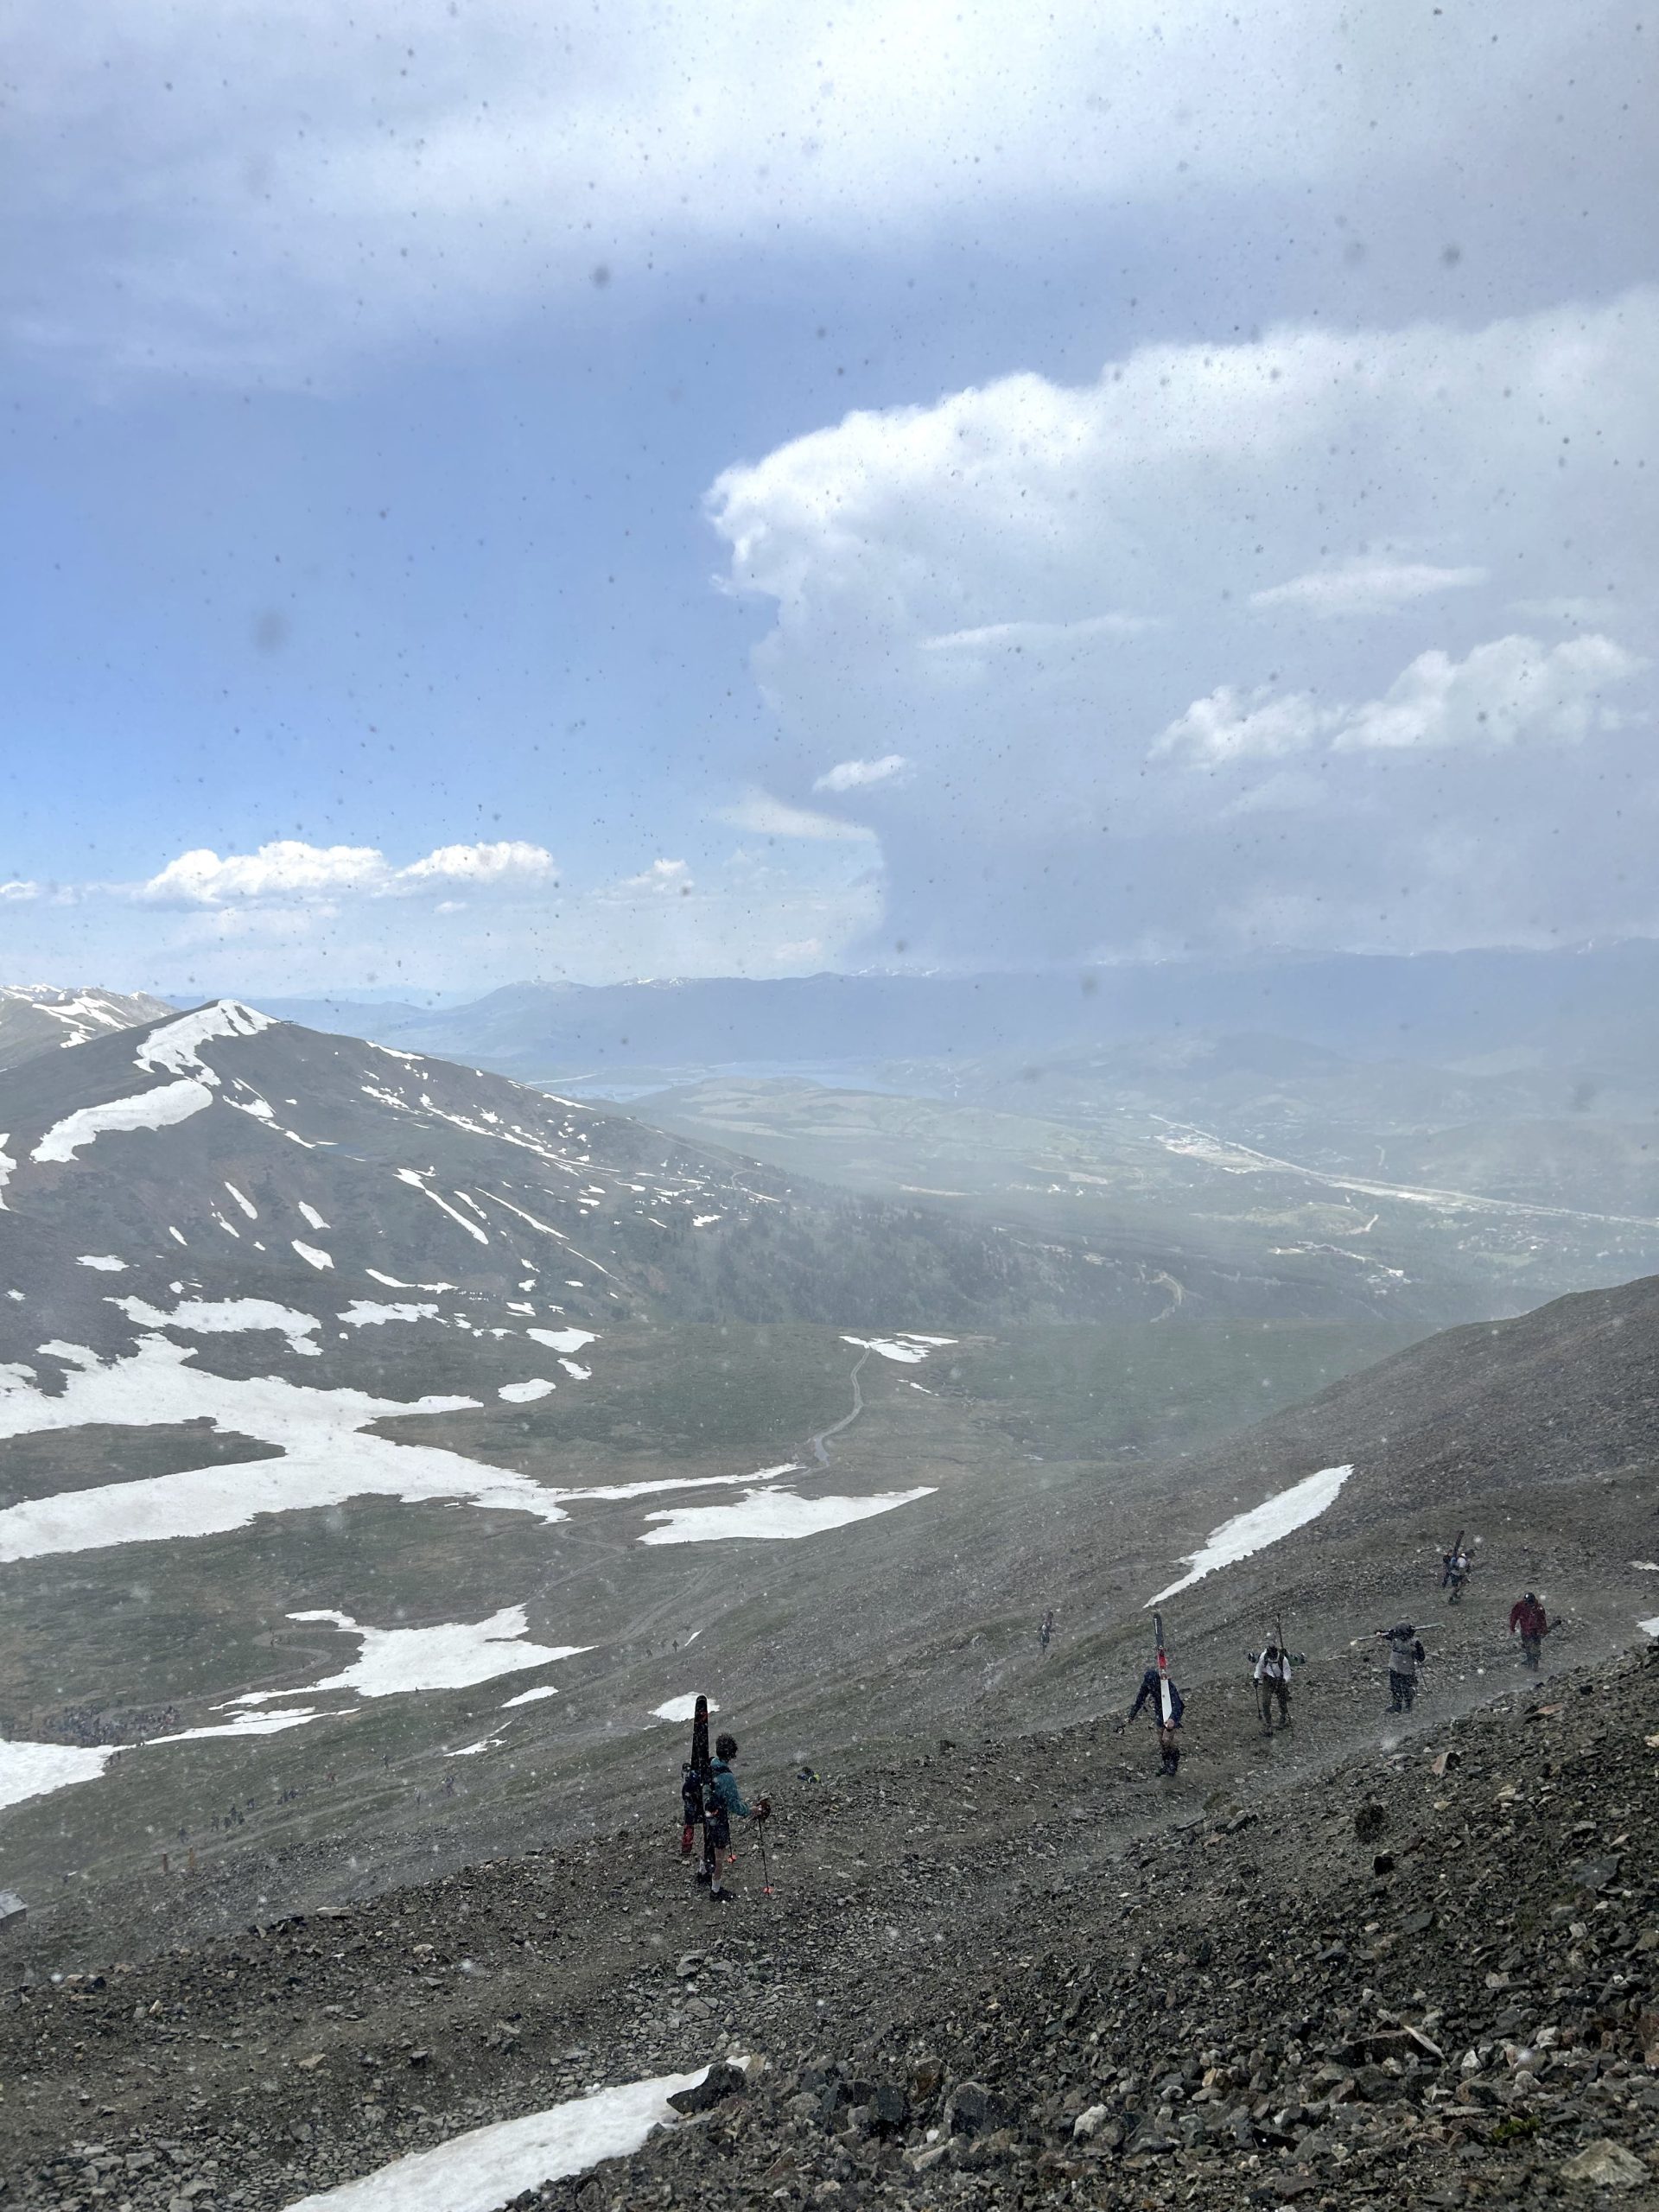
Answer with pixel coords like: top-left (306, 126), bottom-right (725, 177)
top-left (216, 940), bottom-right (1659, 1092)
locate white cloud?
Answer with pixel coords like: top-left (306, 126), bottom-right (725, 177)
top-left (138, 839), bottom-right (554, 906)
top-left (707, 288), bottom-right (1659, 958)
top-left (616, 859), bottom-right (694, 893)
top-left (812, 754), bottom-right (909, 794)
top-left (1249, 557), bottom-right (1487, 618)
top-left (0, 881), bottom-right (40, 901)
top-left (721, 791), bottom-right (880, 843)
top-left (1156, 634), bottom-right (1643, 764)
top-left (9, 1), bottom-right (1640, 377)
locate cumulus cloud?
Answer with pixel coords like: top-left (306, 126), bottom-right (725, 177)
top-left (138, 839), bottom-right (554, 906)
top-left (0, 881), bottom-right (40, 902)
top-left (1157, 634), bottom-right (1643, 763)
top-left (617, 859), bottom-right (695, 894)
top-left (1249, 557), bottom-right (1487, 619)
top-left (706, 289), bottom-right (1659, 959)
top-left (10, 0), bottom-right (1643, 378)
top-left (812, 755), bottom-right (909, 794)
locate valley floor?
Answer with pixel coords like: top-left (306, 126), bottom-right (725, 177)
top-left (3, 1639), bottom-right (1656, 2211)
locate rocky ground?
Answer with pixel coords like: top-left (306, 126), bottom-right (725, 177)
top-left (4, 1637), bottom-right (1655, 2211)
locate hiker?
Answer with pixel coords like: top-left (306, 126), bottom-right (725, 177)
top-left (1375, 1623), bottom-right (1426, 1713)
top-left (1509, 1592), bottom-right (1551, 1669)
top-left (1039, 1609), bottom-right (1054, 1654)
top-left (702, 1732), bottom-right (770, 1903)
top-left (1252, 1643), bottom-right (1292, 1734)
top-left (1441, 1545), bottom-right (1471, 1601)
top-left (1128, 1666), bottom-right (1185, 1777)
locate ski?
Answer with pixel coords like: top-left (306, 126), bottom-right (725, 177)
top-left (1154, 1610), bottom-right (1175, 1727)
top-left (690, 1693), bottom-right (710, 1789)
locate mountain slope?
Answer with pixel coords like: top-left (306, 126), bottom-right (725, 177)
top-left (0, 983), bottom-right (174, 1073)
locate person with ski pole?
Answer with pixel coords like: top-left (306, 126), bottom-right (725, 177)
top-left (1251, 1642), bottom-right (1293, 1734)
top-left (1509, 1592), bottom-right (1551, 1669)
top-left (1373, 1623), bottom-right (1426, 1713)
top-left (1441, 1544), bottom-right (1471, 1603)
top-left (702, 1732), bottom-right (770, 1904)
top-left (1128, 1665), bottom-right (1185, 1777)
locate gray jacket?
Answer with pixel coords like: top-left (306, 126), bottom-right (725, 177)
top-left (1385, 1630), bottom-right (1425, 1677)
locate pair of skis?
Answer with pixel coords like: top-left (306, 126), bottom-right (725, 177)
top-left (684, 1694), bottom-right (771, 1894)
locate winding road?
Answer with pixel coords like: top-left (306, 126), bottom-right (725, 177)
top-left (805, 1344), bottom-right (871, 1467)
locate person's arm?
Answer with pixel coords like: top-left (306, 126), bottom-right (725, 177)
top-left (1128, 1678), bottom-right (1151, 1721)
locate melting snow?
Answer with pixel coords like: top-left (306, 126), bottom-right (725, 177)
top-left (840, 1334), bottom-right (957, 1364)
top-left (652, 1694), bottom-right (717, 1723)
top-left (558, 1359), bottom-right (592, 1381)
top-left (639, 1486), bottom-right (936, 1546)
top-left (499, 1379), bottom-right (556, 1403)
top-left (501, 1683), bottom-right (560, 1707)
top-left (231, 1605), bottom-right (588, 1703)
top-left (277, 2066), bottom-right (719, 2212)
top-left (0, 1738), bottom-right (118, 1811)
top-left (298, 1201), bottom-right (331, 1230)
top-left (340, 1300), bottom-right (440, 1328)
top-left (1147, 1464), bottom-right (1355, 1605)
top-left (33, 1077), bottom-right (214, 1162)
top-left (135, 999), bottom-right (270, 1076)
top-left (293, 1241), bottom-right (334, 1271)
top-left (445, 1737), bottom-right (500, 1758)
top-left (1641, 1617), bottom-right (1659, 1639)
top-left (396, 1167), bottom-right (490, 1244)
top-left (366, 1268), bottom-right (457, 1291)
top-left (113, 1294), bottom-right (322, 1358)
top-left (526, 1328), bottom-right (596, 1356)
top-left (224, 1182), bottom-right (258, 1219)
top-left (146, 1708), bottom-right (322, 1745)
top-left (0, 1336), bottom-right (593, 1563)
top-left (77, 1255), bottom-right (127, 1272)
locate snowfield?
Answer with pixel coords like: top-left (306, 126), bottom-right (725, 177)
top-left (840, 1332), bottom-right (957, 1365)
top-left (32, 1076), bottom-right (214, 1161)
top-left (1147, 1464), bottom-right (1355, 1605)
top-left (0, 1738), bottom-right (118, 1811)
top-left (652, 1694), bottom-right (717, 1722)
top-left (229, 1605), bottom-right (588, 1703)
top-left (278, 2065), bottom-right (720, 2212)
top-left (0, 1334), bottom-right (582, 1561)
top-left (639, 1484), bottom-right (936, 1545)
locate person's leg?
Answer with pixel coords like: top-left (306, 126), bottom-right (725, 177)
top-left (1257, 1681), bottom-right (1274, 1734)
top-left (1275, 1684), bottom-right (1290, 1728)
top-left (1402, 1675), bottom-right (1415, 1711)
top-left (1389, 1670), bottom-right (1405, 1712)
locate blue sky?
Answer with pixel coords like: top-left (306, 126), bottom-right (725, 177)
top-left (2, 2), bottom-right (1655, 995)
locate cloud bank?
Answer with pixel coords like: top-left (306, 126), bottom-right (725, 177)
top-left (706, 289), bottom-right (1659, 962)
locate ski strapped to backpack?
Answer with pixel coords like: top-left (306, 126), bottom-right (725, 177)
top-left (1154, 1610), bottom-right (1176, 1727)
top-left (678, 1694), bottom-right (712, 1859)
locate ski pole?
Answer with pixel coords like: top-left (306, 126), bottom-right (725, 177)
top-left (756, 1815), bottom-right (773, 1895)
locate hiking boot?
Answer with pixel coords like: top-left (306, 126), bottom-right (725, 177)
top-left (709, 1888), bottom-right (735, 1905)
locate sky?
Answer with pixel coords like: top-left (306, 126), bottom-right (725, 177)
top-left (1, 0), bottom-right (1655, 995)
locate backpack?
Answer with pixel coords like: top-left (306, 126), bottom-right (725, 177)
top-left (680, 1761), bottom-right (705, 1824)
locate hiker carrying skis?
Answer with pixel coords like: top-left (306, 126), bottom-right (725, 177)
top-left (1374, 1623), bottom-right (1425, 1713)
top-left (1509, 1592), bottom-right (1551, 1669)
top-left (1128, 1666), bottom-right (1185, 1777)
top-left (1441, 1545), bottom-right (1471, 1601)
top-left (702, 1733), bottom-right (770, 1904)
top-left (1252, 1643), bottom-right (1293, 1734)
top-left (1039, 1609), bottom-right (1054, 1655)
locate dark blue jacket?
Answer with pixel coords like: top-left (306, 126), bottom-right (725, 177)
top-left (708, 1758), bottom-right (753, 1820)
top-left (1129, 1668), bottom-right (1184, 1728)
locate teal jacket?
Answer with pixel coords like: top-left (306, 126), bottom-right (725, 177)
top-left (709, 1759), bottom-right (752, 1820)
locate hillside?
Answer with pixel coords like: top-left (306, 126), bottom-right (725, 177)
top-left (0, 984), bottom-right (174, 1073)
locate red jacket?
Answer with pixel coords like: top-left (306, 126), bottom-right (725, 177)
top-left (1510, 1598), bottom-right (1548, 1637)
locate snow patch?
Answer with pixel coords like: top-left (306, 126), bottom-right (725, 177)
top-left (0, 1738), bottom-right (118, 1811)
top-left (395, 1167), bottom-right (489, 1244)
top-left (293, 1241), bottom-right (334, 1271)
top-left (0, 1337), bottom-right (596, 1564)
top-left (366, 1268), bottom-right (457, 1292)
top-left (224, 1182), bottom-right (258, 1219)
top-left (77, 1255), bottom-right (127, 1272)
top-left (652, 1694), bottom-right (717, 1723)
top-left (558, 1359), bottom-right (592, 1381)
top-left (500, 1683), bottom-right (560, 1707)
top-left (146, 1708), bottom-right (322, 1745)
top-left (112, 1294), bottom-right (322, 1358)
top-left (232, 1605), bottom-right (588, 1703)
top-left (298, 1201), bottom-right (331, 1230)
top-left (1641, 1616), bottom-right (1659, 1640)
top-left (639, 1486), bottom-right (936, 1546)
top-left (277, 2067), bottom-right (720, 2212)
top-left (32, 1077), bottom-right (213, 1161)
top-left (499, 1379), bottom-right (556, 1403)
top-left (526, 1328), bottom-right (596, 1356)
top-left (339, 1300), bottom-right (440, 1328)
top-left (0, 1135), bottom-right (13, 1207)
top-left (840, 1333), bottom-right (957, 1365)
top-left (1147, 1464), bottom-right (1355, 1605)
top-left (136, 999), bottom-right (271, 1077)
